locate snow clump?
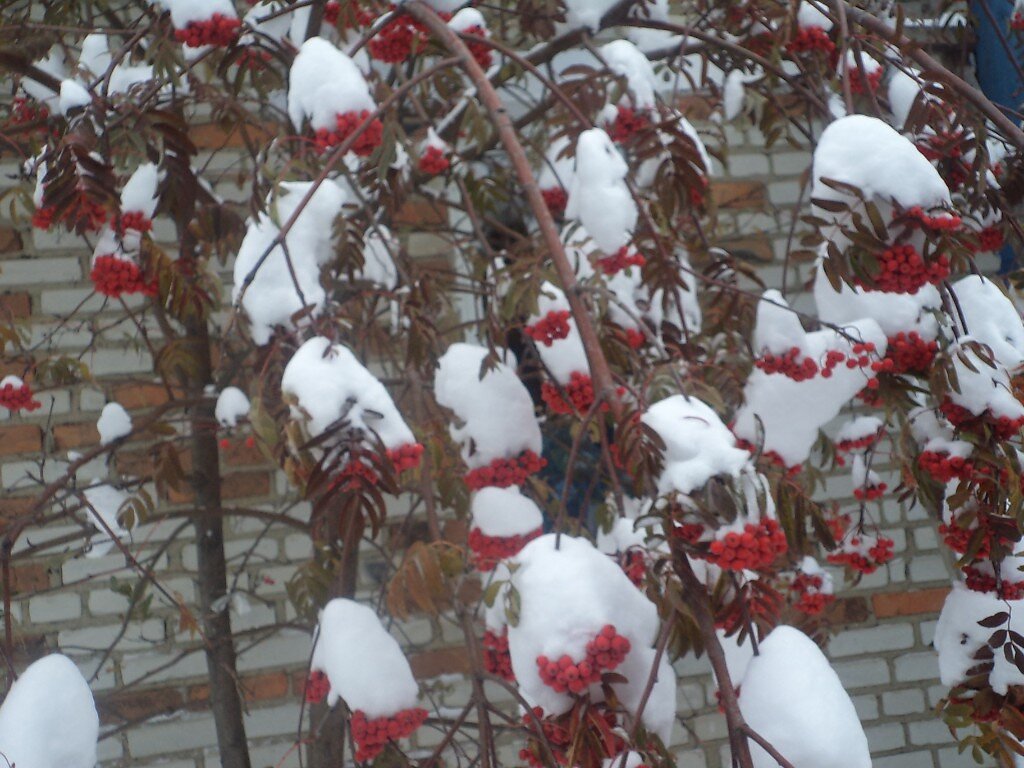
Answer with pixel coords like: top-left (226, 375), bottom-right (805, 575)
top-left (215, 387), bottom-right (250, 428)
top-left (97, 402), bottom-right (132, 444)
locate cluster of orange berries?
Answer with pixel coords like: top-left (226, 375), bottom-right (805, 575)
top-left (463, 450), bottom-right (546, 490)
top-left (1013, 12), bottom-right (1024, 30)
top-left (366, 8), bottom-right (449, 63)
top-left (468, 526), bottom-right (542, 571)
top-left (33, 195), bottom-right (108, 233)
top-left (607, 106), bottom-right (651, 144)
top-left (314, 111), bottom-right (384, 156)
top-left (733, 437), bottom-right (802, 476)
top-left (482, 628), bottom-right (514, 680)
top-left (115, 211), bottom-right (152, 235)
top-left (418, 145), bottom-right (450, 175)
top-left (350, 707), bottom-right (428, 762)
top-left (754, 347), bottom-right (819, 381)
top-left (964, 567), bottom-right (1024, 600)
top-left (387, 442), bottom-right (424, 472)
top-left (519, 708), bottom-right (571, 768)
top-left (304, 670), bottom-right (330, 703)
top-left (848, 67), bottom-right (883, 95)
top-left (834, 430), bottom-right (883, 466)
top-left (237, 48), bottom-right (272, 70)
top-left (10, 97), bottom-right (49, 128)
top-left (620, 548), bottom-right (646, 587)
top-left (919, 450), bottom-right (974, 484)
top-left (536, 625), bottom-right (631, 694)
top-left (938, 520), bottom-right (993, 558)
top-left (90, 255), bottom-right (158, 298)
top-left (620, 327), bottom-right (646, 350)
top-left (939, 399), bottom-right (1024, 440)
top-left (174, 14), bottom-right (241, 48)
top-left (904, 206), bottom-right (962, 231)
top-left (972, 226), bottom-right (1005, 253)
top-left (541, 372), bottom-right (600, 415)
top-left (853, 481), bottom-right (887, 501)
top-left (672, 521), bottom-right (705, 544)
top-left (706, 519), bottom-right (788, 571)
top-left (854, 244), bottom-right (950, 294)
top-left (785, 26), bottom-right (836, 57)
top-left (460, 25), bottom-right (494, 69)
top-left (541, 187), bottom-right (568, 217)
top-left (525, 310), bottom-right (571, 346)
top-left (826, 536), bottom-right (894, 575)
top-left (596, 247), bottom-right (645, 276)
top-left (790, 572), bottom-right (835, 615)
top-left (883, 331), bottom-right (937, 375)
top-left (0, 380), bottom-right (41, 412)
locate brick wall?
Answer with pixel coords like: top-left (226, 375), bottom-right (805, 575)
top-left (0, 111), bottom-right (971, 768)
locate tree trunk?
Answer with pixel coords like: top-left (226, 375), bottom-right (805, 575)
top-left (187, 318), bottom-right (252, 768)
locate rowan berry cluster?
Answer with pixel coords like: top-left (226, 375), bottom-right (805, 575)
top-left (468, 526), bottom-right (542, 571)
top-left (826, 535), bottom-right (895, 574)
top-left (350, 707), bottom-right (428, 762)
top-left (418, 145), bottom-right (450, 175)
top-left (596, 247), bottom-right (646, 275)
top-left (0, 380), bottom-right (41, 412)
top-left (174, 14), bottom-right (241, 48)
top-left (938, 520), bottom-right (992, 558)
top-left (853, 481), bottom-right (887, 501)
top-left (835, 430), bottom-right (883, 463)
top-left (607, 106), bottom-right (651, 144)
top-left (919, 450), bottom-right (974, 483)
top-left (733, 437), bottom-right (802, 476)
top-left (525, 310), bottom-right (571, 345)
top-left (218, 436), bottom-right (256, 451)
top-left (848, 67), bottom-right (883, 95)
top-left (964, 567), bottom-right (1024, 600)
top-left (387, 442), bottom-right (424, 472)
top-left (706, 519), bottom-right (788, 571)
top-left (541, 187), bottom-right (568, 217)
top-left (904, 206), bottom-right (962, 231)
top-left (366, 10), bottom-right (448, 63)
top-left (115, 211), bottom-right (153, 235)
top-left (535, 625), bottom-right (631, 694)
top-left (688, 175), bottom-right (709, 208)
top-left (790, 573), bottom-right (835, 615)
top-left (744, 32), bottom-right (774, 58)
top-left (463, 450), bottom-right (546, 490)
top-left (541, 372), bottom-right (601, 415)
top-left (482, 628), bottom-right (514, 680)
top-left (1013, 12), bottom-right (1024, 30)
top-left (334, 459), bottom-right (380, 491)
top-left (883, 331), bottom-right (937, 375)
top-left (621, 327), bottom-right (646, 350)
top-left (672, 521), bottom-right (705, 543)
top-left (33, 195), bottom-right (108, 233)
top-left (314, 111), bottom-right (384, 156)
top-left (304, 670), bottom-right (330, 703)
top-left (460, 25), bottom-right (493, 69)
top-left (854, 244), bottom-right (949, 294)
top-left (10, 97), bottom-right (49, 127)
top-left (754, 347), bottom-right (819, 381)
top-left (786, 26), bottom-right (835, 57)
top-left (939, 399), bottom-right (1024, 440)
top-left (90, 255), bottom-right (158, 298)
top-left (972, 226), bottom-right (1005, 253)
top-left (620, 549), bottom-right (647, 588)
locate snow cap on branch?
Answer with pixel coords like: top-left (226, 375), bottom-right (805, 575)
top-left (471, 486), bottom-right (544, 538)
top-left (215, 387), bottom-right (250, 428)
top-left (82, 483), bottom-right (129, 558)
top-left (0, 654), bottom-right (98, 768)
top-left (434, 343), bottom-right (542, 468)
top-left (600, 40), bottom-right (657, 111)
top-left (311, 598), bottom-right (419, 717)
top-left (281, 337), bottom-right (414, 449)
top-left (566, 129), bottom-right (637, 255)
top-left (288, 37), bottom-right (375, 132)
top-left (97, 402), bottom-right (131, 445)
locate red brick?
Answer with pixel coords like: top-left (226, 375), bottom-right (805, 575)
top-left (53, 422), bottom-right (99, 450)
top-left (394, 197), bottom-right (447, 227)
top-left (712, 180), bottom-right (766, 210)
top-left (0, 292), bottom-right (31, 318)
top-left (11, 563), bottom-right (50, 594)
top-left (190, 671), bottom-right (289, 706)
top-left (222, 440), bottom-right (269, 467)
top-left (190, 122), bottom-right (277, 150)
top-left (715, 236), bottom-right (774, 263)
top-left (112, 382), bottom-right (173, 410)
top-left (221, 471), bottom-right (271, 500)
top-left (408, 646), bottom-right (472, 679)
top-left (0, 424), bottom-right (41, 455)
top-left (0, 226), bottom-right (23, 253)
top-left (872, 587), bottom-right (950, 618)
top-left (98, 687), bottom-right (184, 724)
top-left (676, 95), bottom-right (714, 120)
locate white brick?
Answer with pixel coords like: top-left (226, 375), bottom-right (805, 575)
top-left (242, 701), bottom-right (303, 739)
top-left (729, 153), bottom-right (770, 176)
top-left (865, 722), bottom-right (907, 751)
top-left (833, 658), bottom-right (890, 689)
top-left (60, 618), bottom-right (165, 651)
top-left (883, 688), bottom-right (926, 716)
top-left (126, 713), bottom-right (218, 757)
top-left (1, 257), bottom-right (82, 285)
top-left (908, 718), bottom-right (954, 745)
top-left (894, 651), bottom-right (940, 682)
top-left (88, 588), bottom-right (130, 616)
top-left (771, 151), bottom-right (810, 175)
top-left (851, 693), bottom-right (879, 720)
top-left (29, 591), bottom-right (82, 622)
top-left (909, 554), bottom-right (952, 583)
top-left (873, 752), bottom-right (938, 768)
top-left (828, 624), bottom-right (915, 657)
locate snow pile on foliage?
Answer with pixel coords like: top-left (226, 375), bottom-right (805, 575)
top-left (359, 225), bottom-right (399, 289)
top-left (0, 654), bottom-right (98, 768)
top-left (562, 0), bottom-right (621, 31)
top-left (812, 115), bottom-right (951, 214)
top-left (734, 292), bottom-right (887, 465)
top-left (814, 266), bottom-right (941, 340)
top-left (281, 337), bottom-right (413, 449)
top-left (739, 626), bottom-right (871, 768)
top-left (288, 37), bottom-right (374, 132)
top-left (434, 343), bottom-right (542, 468)
top-left (231, 180), bottom-right (346, 344)
top-left (79, 34), bottom-right (156, 96)
top-left (120, 163), bottom-right (160, 220)
top-left (600, 40), bottom-right (657, 110)
top-left (97, 402), bottom-right (131, 444)
top-left (507, 534), bottom-right (675, 741)
top-left (949, 276), bottom-right (1024, 366)
top-left (81, 484), bottom-right (129, 558)
top-left (311, 599), bottom-right (419, 716)
top-left (934, 582), bottom-right (1024, 693)
top-left (566, 129), bottom-right (637, 254)
top-left (642, 395), bottom-right (750, 495)
top-left (471, 487), bottom-right (543, 537)
top-left (529, 282), bottom-right (590, 385)
top-left (215, 387), bottom-right (250, 428)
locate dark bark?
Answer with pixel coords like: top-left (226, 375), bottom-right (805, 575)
top-left (187, 318), bottom-right (252, 768)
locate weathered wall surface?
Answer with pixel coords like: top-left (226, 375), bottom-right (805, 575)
top-left (0, 109), bottom-right (969, 768)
